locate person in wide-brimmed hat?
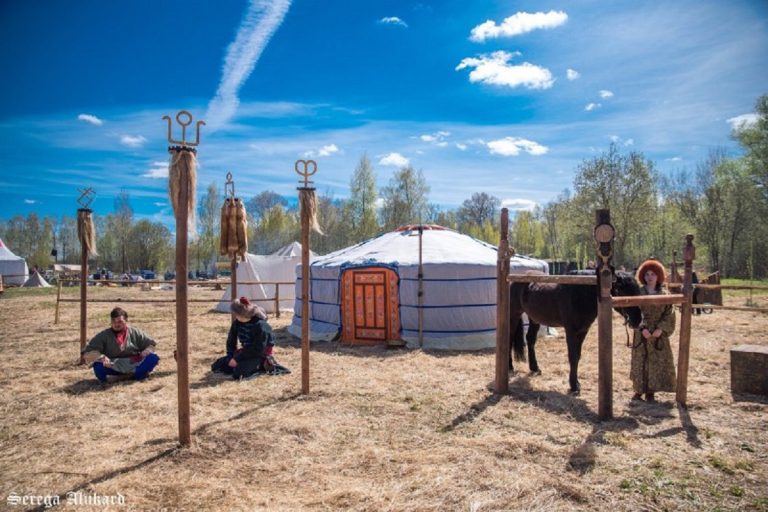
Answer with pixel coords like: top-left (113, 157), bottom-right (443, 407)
top-left (630, 259), bottom-right (676, 403)
top-left (210, 297), bottom-right (289, 379)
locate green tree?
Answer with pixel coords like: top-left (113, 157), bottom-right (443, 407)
top-left (732, 94), bottom-right (768, 200)
top-left (246, 191), bottom-right (288, 223)
top-left (197, 182), bottom-right (221, 272)
top-left (571, 144), bottom-right (657, 265)
top-left (128, 220), bottom-right (172, 271)
top-left (251, 204), bottom-right (298, 254)
top-left (348, 154), bottom-right (380, 241)
top-left (113, 190), bottom-right (134, 272)
top-left (379, 165), bottom-right (430, 231)
top-left (457, 192), bottom-right (500, 230)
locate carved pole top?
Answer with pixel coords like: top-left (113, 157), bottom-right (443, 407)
top-left (163, 110), bottom-right (205, 149)
top-left (77, 187), bottom-right (95, 209)
top-left (295, 159), bottom-right (317, 189)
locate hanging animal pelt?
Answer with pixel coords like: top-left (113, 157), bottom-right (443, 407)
top-left (300, 189), bottom-right (324, 235)
top-left (219, 198), bottom-right (231, 256)
top-left (168, 148), bottom-right (197, 234)
top-left (77, 208), bottom-right (98, 257)
top-left (234, 198), bottom-right (248, 259)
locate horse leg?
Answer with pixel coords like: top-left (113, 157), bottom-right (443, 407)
top-left (566, 329), bottom-right (588, 395)
top-left (526, 321), bottom-right (541, 375)
top-left (509, 316), bottom-right (524, 371)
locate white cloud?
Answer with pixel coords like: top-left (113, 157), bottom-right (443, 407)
top-left (566, 69), bottom-right (580, 80)
top-left (727, 113), bottom-right (758, 130)
top-left (120, 134), bottom-right (147, 148)
top-left (379, 16), bottom-right (408, 28)
top-left (153, 202), bottom-right (166, 207)
top-left (501, 198), bottom-right (538, 211)
top-left (455, 143), bottom-right (468, 151)
top-left (665, 157), bottom-right (683, 162)
top-left (599, 89), bottom-right (614, 99)
top-left (419, 131), bottom-right (451, 146)
top-left (304, 143), bottom-right (340, 157)
top-left (487, 137), bottom-right (548, 156)
top-left (609, 135), bottom-right (634, 146)
top-left (142, 161), bottom-right (169, 179)
top-left (456, 51), bottom-right (554, 90)
top-left (205, 0), bottom-right (292, 129)
top-left (585, 103), bottom-right (601, 111)
top-left (379, 152), bottom-right (410, 167)
top-left (469, 10), bottom-right (568, 42)
top-left (24, 199), bottom-right (36, 204)
top-left (78, 113), bottom-right (103, 126)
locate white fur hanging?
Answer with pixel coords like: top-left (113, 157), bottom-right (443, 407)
top-left (77, 209), bottom-right (98, 257)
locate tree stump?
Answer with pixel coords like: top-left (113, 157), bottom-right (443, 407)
top-left (731, 344), bottom-right (768, 396)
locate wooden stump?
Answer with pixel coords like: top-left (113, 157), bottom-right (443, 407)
top-left (730, 344), bottom-right (768, 396)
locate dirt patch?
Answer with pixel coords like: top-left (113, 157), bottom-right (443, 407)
top-left (1, 285), bottom-right (766, 511)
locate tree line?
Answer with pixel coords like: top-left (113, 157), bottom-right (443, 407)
top-left (3, 95), bottom-right (766, 279)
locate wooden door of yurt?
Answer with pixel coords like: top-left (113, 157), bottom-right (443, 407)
top-left (340, 267), bottom-right (400, 345)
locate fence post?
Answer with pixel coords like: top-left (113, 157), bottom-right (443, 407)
top-left (54, 279), bottom-right (63, 324)
top-left (495, 208), bottom-right (511, 394)
top-left (676, 234), bottom-right (695, 406)
top-left (275, 283), bottom-right (281, 318)
top-left (595, 209), bottom-right (615, 420)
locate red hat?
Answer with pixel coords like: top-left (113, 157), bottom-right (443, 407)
top-left (636, 259), bottom-right (667, 286)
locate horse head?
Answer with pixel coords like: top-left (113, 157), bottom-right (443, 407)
top-left (611, 271), bottom-right (642, 328)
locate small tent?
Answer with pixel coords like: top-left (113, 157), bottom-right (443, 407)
top-left (288, 225), bottom-right (548, 350)
top-left (215, 242), bottom-right (316, 314)
top-left (0, 238), bottom-right (29, 286)
top-left (22, 270), bottom-right (52, 288)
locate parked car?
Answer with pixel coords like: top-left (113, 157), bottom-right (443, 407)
top-left (164, 271), bottom-right (175, 281)
top-left (141, 270), bottom-right (156, 280)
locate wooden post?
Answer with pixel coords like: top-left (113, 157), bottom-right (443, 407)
top-left (495, 208), bottom-right (511, 394)
top-left (300, 204), bottom-right (310, 394)
top-left (595, 209), bottom-right (615, 420)
top-left (275, 283), bottom-right (281, 318)
top-left (676, 234), bottom-right (695, 406)
top-left (173, 150), bottom-right (192, 447)
top-left (78, 210), bottom-right (89, 365)
top-left (230, 258), bottom-right (237, 320)
top-left (54, 279), bottom-right (63, 324)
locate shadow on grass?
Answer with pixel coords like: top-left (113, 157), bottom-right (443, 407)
top-left (441, 392), bottom-right (502, 433)
top-left (59, 371), bottom-right (176, 395)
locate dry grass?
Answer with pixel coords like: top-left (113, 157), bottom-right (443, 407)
top-left (1, 285), bottom-right (767, 511)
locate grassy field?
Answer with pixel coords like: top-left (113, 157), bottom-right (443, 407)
top-left (0, 284), bottom-right (766, 511)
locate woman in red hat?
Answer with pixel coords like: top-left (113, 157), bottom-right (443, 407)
top-left (630, 259), bottom-right (676, 402)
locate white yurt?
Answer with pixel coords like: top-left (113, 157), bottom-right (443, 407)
top-left (22, 270), bottom-right (52, 288)
top-left (215, 242), bottom-right (316, 314)
top-left (0, 238), bottom-right (29, 286)
top-left (288, 225), bottom-right (548, 350)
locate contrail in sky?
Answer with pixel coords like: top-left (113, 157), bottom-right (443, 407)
top-left (206, 0), bottom-right (292, 129)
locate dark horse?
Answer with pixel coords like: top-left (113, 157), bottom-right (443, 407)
top-left (509, 270), bottom-right (642, 395)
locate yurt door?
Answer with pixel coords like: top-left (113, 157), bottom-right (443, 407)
top-left (341, 268), bottom-right (400, 344)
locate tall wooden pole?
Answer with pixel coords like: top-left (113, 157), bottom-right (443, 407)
top-left (676, 234), bottom-right (695, 406)
top-left (78, 208), bottom-right (90, 365)
top-left (495, 208), bottom-right (511, 394)
top-left (301, 217), bottom-right (310, 394)
top-left (595, 209), bottom-right (615, 420)
top-left (230, 258), bottom-right (237, 318)
top-left (174, 152), bottom-right (191, 447)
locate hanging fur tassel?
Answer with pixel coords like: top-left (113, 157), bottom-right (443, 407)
top-left (235, 198), bottom-right (248, 260)
top-left (168, 149), bottom-right (197, 234)
top-left (220, 198), bottom-right (231, 256)
top-left (226, 197), bottom-right (239, 258)
top-left (299, 189), bottom-right (324, 235)
top-left (77, 208), bottom-right (98, 257)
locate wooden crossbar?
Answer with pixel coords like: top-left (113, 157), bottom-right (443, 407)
top-left (611, 294), bottom-right (685, 307)
top-left (507, 274), bottom-right (596, 285)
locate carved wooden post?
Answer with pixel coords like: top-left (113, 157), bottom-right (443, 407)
top-left (164, 109), bottom-right (204, 447)
top-left (677, 234), bottom-right (695, 406)
top-left (595, 209), bottom-right (615, 420)
top-left (54, 278), bottom-right (62, 324)
top-left (495, 208), bottom-right (511, 394)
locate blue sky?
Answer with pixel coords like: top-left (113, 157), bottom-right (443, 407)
top-left (1, 0), bottom-right (766, 228)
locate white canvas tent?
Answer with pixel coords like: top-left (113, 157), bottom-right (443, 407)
top-left (23, 270), bottom-right (52, 288)
top-left (0, 238), bottom-right (29, 286)
top-left (288, 225), bottom-right (548, 350)
top-left (215, 242), bottom-right (316, 314)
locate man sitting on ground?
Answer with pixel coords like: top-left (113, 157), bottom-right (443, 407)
top-left (82, 307), bottom-right (160, 383)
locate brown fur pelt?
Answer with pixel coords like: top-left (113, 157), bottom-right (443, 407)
top-left (220, 198), bottom-right (231, 256)
top-left (77, 208), bottom-right (98, 257)
top-left (226, 197), bottom-right (238, 258)
top-left (235, 198), bottom-right (248, 260)
top-left (168, 149), bottom-right (197, 233)
top-left (300, 189), bottom-right (324, 235)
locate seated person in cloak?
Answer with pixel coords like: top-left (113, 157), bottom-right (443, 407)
top-left (211, 297), bottom-right (289, 379)
top-left (82, 307), bottom-right (160, 383)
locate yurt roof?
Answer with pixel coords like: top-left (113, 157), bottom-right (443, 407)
top-left (0, 238), bottom-right (23, 260)
top-left (311, 225), bottom-right (543, 269)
